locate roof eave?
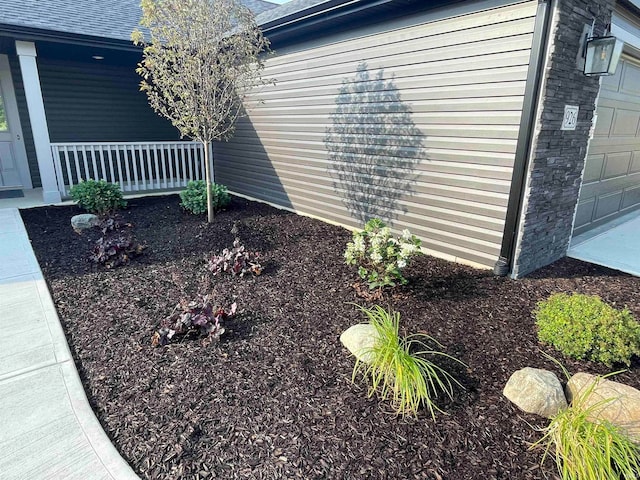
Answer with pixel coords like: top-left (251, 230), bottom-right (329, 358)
top-left (0, 23), bottom-right (140, 51)
top-left (259, 0), bottom-right (395, 33)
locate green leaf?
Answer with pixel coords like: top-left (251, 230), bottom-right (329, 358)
top-left (351, 304), bottom-right (465, 418)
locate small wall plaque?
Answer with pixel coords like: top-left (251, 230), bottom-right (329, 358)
top-left (561, 105), bottom-right (579, 131)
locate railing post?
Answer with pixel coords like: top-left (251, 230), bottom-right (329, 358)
top-left (50, 145), bottom-right (67, 198)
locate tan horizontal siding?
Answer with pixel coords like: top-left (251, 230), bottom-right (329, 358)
top-left (217, 148), bottom-right (511, 203)
top-left (264, 32), bottom-right (534, 82)
top-left (216, 141), bottom-right (516, 179)
top-left (243, 110), bottom-right (524, 125)
top-left (219, 167), bottom-right (504, 250)
top-left (266, 49), bottom-right (533, 90)
top-left (250, 82), bottom-right (528, 109)
top-left (215, 0), bottom-right (537, 268)
top-left (265, 51), bottom-right (532, 94)
top-left (259, 65), bottom-right (530, 97)
top-left (216, 160), bottom-right (509, 216)
top-left (235, 123), bottom-right (521, 139)
top-left (247, 96), bottom-right (527, 116)
top-left (266, 2), bottom-right (537, 67)
top-left (223, 134), bottom-right (518, 157)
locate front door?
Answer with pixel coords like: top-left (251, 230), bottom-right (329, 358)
top-left (0, 55), bottom-right (31, 189)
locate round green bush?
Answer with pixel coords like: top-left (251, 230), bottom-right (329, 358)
top-left (69, 179), bottom-right (126, 215)
top-left (179, 180), bottom-right (230, 215)
top-left (535, 293), bottom-right (640, 367)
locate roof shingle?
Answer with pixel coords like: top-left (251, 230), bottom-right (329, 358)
top-left (0, 0), bottom-right (280, 42)
top-left (255, 0), bottom-right (330, 27)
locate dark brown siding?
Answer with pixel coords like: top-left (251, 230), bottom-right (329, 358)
top-left (37, 57), bottom-right (180, 143)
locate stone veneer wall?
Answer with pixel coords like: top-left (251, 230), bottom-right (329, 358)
top-left (511, 0), bottom-right (615, 278)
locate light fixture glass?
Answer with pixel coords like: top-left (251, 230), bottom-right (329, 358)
top-left (584, 36), bottom-right (624, 76)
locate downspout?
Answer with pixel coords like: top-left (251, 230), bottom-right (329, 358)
top-left (493, 0), bottom-right (554, 276)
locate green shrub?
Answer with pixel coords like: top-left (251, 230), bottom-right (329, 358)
top-left (179, 180), bottom-right (230, 215)
top-left (344, 218), bottom-right (421, 290)
top-left (535, 293), bottom-right (640, 367)
top-left (352, 304), bottom-right (463, 418)
top-left (69, 180), bottom-right (126, 215)
top-left (531, 375), bottom-right (640, 480)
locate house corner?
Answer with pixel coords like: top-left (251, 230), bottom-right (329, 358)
top-left (511, 0), bottom-right (616, 278)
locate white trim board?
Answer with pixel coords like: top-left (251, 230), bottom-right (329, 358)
top-left (612, 10), bottom-right (640, 52)
top-left (15, 41), bottom-right (60, 204)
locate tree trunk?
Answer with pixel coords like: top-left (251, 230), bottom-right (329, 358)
top-left (204, 140), bottom-right (214, 223)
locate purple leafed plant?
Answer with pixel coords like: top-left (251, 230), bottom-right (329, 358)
top-left (98, 216), bottom-right (132, 235)
top-left (152, 295), bottom-right (237, 347)
top-left (207, 238), bottom-right (262, 277)
top-left (89, 235), bottom-right (145, 268)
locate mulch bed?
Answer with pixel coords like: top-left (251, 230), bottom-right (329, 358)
top-left (21, 194), bottom-right (640, 480)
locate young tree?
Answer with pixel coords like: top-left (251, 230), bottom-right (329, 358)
top-left (132, 0), bottom-right (270, 222)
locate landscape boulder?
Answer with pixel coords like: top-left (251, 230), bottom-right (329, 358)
top-left (340, 324), bottom-right (379, 364)
top-left (566, 372), bottom-right (640, 441)
top-left (71, 214), bottom-right (99, 232)
top-left (503, 367), bottom-right (567, 418)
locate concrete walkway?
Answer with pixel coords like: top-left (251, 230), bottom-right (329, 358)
top-left (0, 208), bottom-right (138, 480)
top-left (568, 210), bottom-right (640, 277)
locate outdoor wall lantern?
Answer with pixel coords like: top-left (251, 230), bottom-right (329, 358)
top-left (583, 35), bottom-right (624, 76)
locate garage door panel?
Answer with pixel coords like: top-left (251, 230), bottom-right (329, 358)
top-left (587, 140), bottom-right (639, 155)
top-left (601, 66), bottom-right (623, 92)
top-left (595, 191), bottom-right (623, 220)
top-left (603, 152), bottom-right (633, 179)
top-left (582, 171), bottom-right (640, 198)
top-left (630, 152), bottom-right (640, 173)
top-left (621, 61), bottom-right (640, 96)
top-left (594, 107), bottom-right (614, 136)
top-left (612, 109), bottom-right (640, 136)
top-left (622, 185), bottom-right (640, 209)
top-left (583, 154), bottom-right (604, 182)
top-left (596, 95), bottom-right (640, 110)
top-left (574, 199), bottom-right (596, 229)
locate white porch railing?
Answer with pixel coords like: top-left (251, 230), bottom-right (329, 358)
top-left (50, 141), bottom-right (206, 198)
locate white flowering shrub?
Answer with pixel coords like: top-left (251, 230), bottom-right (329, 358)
top-left (344, 218), bottom-right (421, 289)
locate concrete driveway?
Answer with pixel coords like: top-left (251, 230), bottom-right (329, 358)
top-left (568, 209), bottom-right (640, 277)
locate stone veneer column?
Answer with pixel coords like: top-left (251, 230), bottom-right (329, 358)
top-left (511, 0), bottom-right (615, 278)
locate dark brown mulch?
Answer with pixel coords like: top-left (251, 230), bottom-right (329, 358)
top-left (20, 194), bottom-right (640, 480)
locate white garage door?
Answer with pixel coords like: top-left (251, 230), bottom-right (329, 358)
top-left (574, 54), bottom-right (640, 236)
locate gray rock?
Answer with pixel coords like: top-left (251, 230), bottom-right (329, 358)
top-left (503, 367), bottom-right (567, 418)
top-left (340, 324), bottom-right (379, 364)
top-left (567, 372), bottom-right (640, 441)
top-left (71, 214), bottom-right (99, 232)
